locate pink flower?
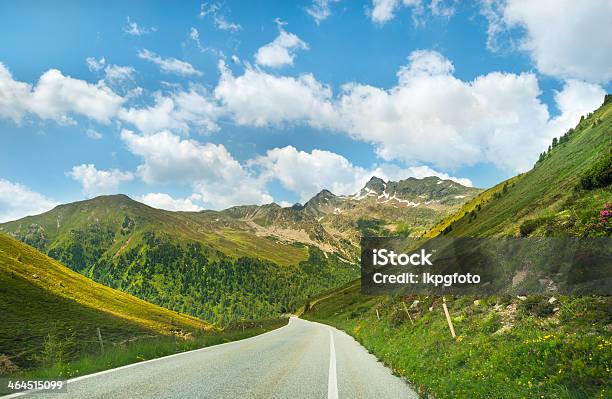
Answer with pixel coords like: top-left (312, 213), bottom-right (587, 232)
top-left (601, 205), bottom-right (611, 224)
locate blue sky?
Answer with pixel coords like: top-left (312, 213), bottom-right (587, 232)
top-left (1, 0), bottom-right (610, 220)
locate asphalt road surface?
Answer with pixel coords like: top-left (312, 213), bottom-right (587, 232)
top-left (10, 317), bottom-right (418, 399)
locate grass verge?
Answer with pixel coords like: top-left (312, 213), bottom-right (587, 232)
top-left (303, 285), bottom-right (611, 399)
top-left (0, 318), bottom-right (287, 395)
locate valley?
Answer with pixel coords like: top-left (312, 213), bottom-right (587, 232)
top-left (0, 233), bottom-right (286, 383)
top-left (0, 175), bottom-right (479, 325)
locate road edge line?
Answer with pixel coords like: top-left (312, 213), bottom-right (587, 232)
top-left (328, 329), bottom-right (339, 399)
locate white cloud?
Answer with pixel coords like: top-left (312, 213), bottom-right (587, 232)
top-left (137, 192), bottom-right (204, 211)
top-left (191, 179), bottom-right (272, 210)
top-left (1, 47), bottom-right (606, 198)
top-left (199, 2), bottom-right (220, 17)
top-left (0, 63), bottom-right (31, 122)
top-left (199, 2), bottom-right (241, 31)
top-left (126, 86), bottom-right (144, 99)
top-left (480, 0), bottom-right (511, 52)
top-left (138, 49), bottom-right (202, 77)
top-left (484, 0), bottom-right (612, 83)
top-left (189, 27), bottom-right (205, 52)
top-left (334, 51), bottom-right (550, 172)
top-left (554, 80), bottom-right (607, 117)
top-left (214, 61), bottom-right (335, 127)
top-left (369, 0), bottom-right (423, 24)
top-left (254, 27), bottom-right (309, 68)
top-left (120, 129), bottom-right (239, 184)
top-left (119, 89), bottom-right (221, 134)
top-left (30, 69), bottom-right (124, 124)
top-left (342, 51), bottom-right (601, 172)
top-left (68, 164), bottom-right (134, 197)
top-left (0, 62), bottom-right (124, 124)
top-left (306, 0), bottom-right (340, 24)
top-left (0, 179), bottom-right (59, 222)
top-left (397, 49), bottom-right (454, 79)
top-left (429, 0), bottom-right (455, 17)
top-left (214, 50), bottom-right (605, 173)
top-left (370, 0), bottom-right (401, 24)
top-left (120, 129), bottom-right (272, 209)
top-left (369, 0), bottom-right (456, 24)
top-left (0, 58), bottom-right (198, 136)
top-left (214, 15), bottom-right (241, 32)
top-left (86, 57), bottom-right (136, 90)
top-left (188, 28), bottom-right (222, 57)
top-left (546, 79), bottom-right (606, 135)
top-left (189, 27), bottom-right (199, 41)
top-left (252, 146), bottom-right (369, 202)
top-left (123, 17), bottom-right (157, 36)
top-left (103, 64), bottom-right (136, 85)
top-left (86, 57), bottom-right (106, 72)
top-left (85, 128), bottom-right (103, 140)
top-left (251, 146), bottom-right (472, 203)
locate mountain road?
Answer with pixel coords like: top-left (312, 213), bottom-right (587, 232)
top-left (8, 317), bottom-right (418, 399)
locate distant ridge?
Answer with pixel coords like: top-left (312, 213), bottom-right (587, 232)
top-left (0, 175), bottom-right (480, 324)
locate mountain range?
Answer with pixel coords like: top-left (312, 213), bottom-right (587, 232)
top-left (0, 175), bottom-right (479, 325)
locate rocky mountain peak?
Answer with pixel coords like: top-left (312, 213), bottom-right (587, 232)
top-left (289, 203), bottom-right (304, 210)
top-left (363, 176), bottom-right (386, 193)
top-left (261, 202), bottom-right (281, 209)
top-left (307, 189), bottom-right (336, 204)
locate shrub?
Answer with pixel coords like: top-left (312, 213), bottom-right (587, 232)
top-left (579, 153), bottom-right (612, 190)
top-left (348, 306), bottom-right (369, 319)
top-left (480, 313), bottom-right (502, 334)
top-left (388, 307), bottom-right (410, 328)
top-left (36, 331), bottom-right (76, 367)
top-left (0, 354), bottom-right (19, 374)
top-left (518, 216), bottom-right (552, 236)
top-left (559, 296), bottom-right (612, 326)
top-left (519, 296), bottom-right (554, 317)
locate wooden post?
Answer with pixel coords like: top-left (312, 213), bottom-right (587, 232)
top-left (96, 327), bottom-right (105, 353)
top-left (375, 308), bottom-right (380, 321)
top-left (442, 297), bottom-right (456, 338)
top-left (401, 301), bottom-right (414, 324)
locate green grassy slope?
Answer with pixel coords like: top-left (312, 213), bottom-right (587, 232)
top-left (0, 233), bottom-right (213, 372)
top-left (304, 98), bottom-right (612, 398)
top-left (423, 174), bottom-right (524, 238)
top-left (431, 99), bottom-right (612, 238)
top-left (305, 284), bottom-right (611, 398)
